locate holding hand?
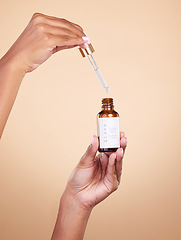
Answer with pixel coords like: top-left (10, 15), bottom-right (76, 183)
top-left (51, 132), bottom-right (127, 240)
top-left (2, 13), bottom-right (89, 73)
top-left (0, 12), bottom-right (128, 240)
top-left (0, 13), bottom-right (89, 138)
top-left (65, 132), bottom-right (127, 210)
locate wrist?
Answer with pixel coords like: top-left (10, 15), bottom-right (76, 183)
top-left (51, 190), bottom-right (92, 240)
top-left (60, 189), bottom-right (92, 217)
top-left (0, 51), bottom-right (26, 79)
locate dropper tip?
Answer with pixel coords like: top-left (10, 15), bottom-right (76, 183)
top-left (105, 86), bottom-right (109, 93)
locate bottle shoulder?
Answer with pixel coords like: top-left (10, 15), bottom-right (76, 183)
top-left (97, 110), bottom-right (119, 118)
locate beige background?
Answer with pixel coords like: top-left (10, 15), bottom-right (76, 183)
top-left (0, 0), bottom-right (181, 239)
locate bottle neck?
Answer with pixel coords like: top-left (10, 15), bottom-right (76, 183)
top-left (101, 98), bottom-right (114, 111)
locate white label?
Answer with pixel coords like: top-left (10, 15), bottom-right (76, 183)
top-left (98, 117), bottom-right (120, 149)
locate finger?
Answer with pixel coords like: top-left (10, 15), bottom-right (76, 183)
top-left (104, 132), bottom-right (127, 157)
top-left (100, 153), bottom-right (109, 176)
top-left (38, 24), bottom-right (78, 38)
top-left (79, 135), bottom-right (99, 167)
top-left (115, 148), bottom-right (123, 183)
top-left (72, 22), bottom-right (84, 32)
top-left (56, 19), bottom-right (85, 38)
top-left (54, 44), bottom-right (79, 51)
top-left (52, 37), bottom-right (89, 53)
top-left (48, 35), bottom-right (88, 52)
top-left (106, 153), bottom-right (116, 177)
top-left (36, 14), bottom-right (85, 37)
top-left (54, 43), bottom-right (85, 52)
top-left (53, 41), bottom-right (88, 53)
top-left (79, 43), bottom-right (87, 49)
top-left (120, 137), bottom-right (128, 152)
top-left (31, 13), bottom-right (90, 51)
top-left (57, 20), bottom-right (85, 37)
top-left (120, 131), bottom-right (125, 138)
top-left (31, 13), bottom-right (86, 44)
top-left (104, 153), bottom-right (118, 193)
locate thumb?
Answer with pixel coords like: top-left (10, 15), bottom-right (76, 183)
top-left (79, 135), bottom-right (98, 166)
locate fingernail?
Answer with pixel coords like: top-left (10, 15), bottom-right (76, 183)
top-left (125, 138), bottom-right (128, 145)
top-left (91, 136), bottom-right (94, 145)
top-left (120, 148), bottom-right (124, 157)
top-left (121, 132), bottom-right (124, 138)
top-left (82, 36), bottom-right (91, 44)
top-left (84, 43), bottom-right (88, 48)
top-left (82, 36), bottom-right (89, 41)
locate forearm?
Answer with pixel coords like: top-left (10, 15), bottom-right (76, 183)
top-left (0, 55), bottom-right (25, 138)
top-left (51, 190), bottom-right (92, 240)
top-left (0, 13), bottom-right (88, 139)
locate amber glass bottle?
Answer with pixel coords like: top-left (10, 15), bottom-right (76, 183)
top-left (97, 98), bottom-right (120, 152)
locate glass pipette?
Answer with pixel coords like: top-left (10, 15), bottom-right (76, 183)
top-left (79, 44), bottom-right (109, 93)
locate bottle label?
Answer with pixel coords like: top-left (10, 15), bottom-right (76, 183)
top-left (98, 117), bottom-right (120, 149)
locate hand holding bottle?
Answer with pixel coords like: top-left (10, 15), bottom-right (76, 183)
top-left (51, 132), bottom-right (127, 240)
top-left (0, 13), bottom-right (128, 240)
top-left (64, 132), bottom-right (127, 210)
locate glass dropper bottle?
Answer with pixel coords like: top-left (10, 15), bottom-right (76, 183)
top-left (97, 98), bottom-right (120, 152)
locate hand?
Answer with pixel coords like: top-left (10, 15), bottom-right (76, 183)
top-left (64, 132), bottom-right (127, 210)
top-left (2, 13), bottom-right (88, 73)
top-left (51, 132), bottom-right (127, 240)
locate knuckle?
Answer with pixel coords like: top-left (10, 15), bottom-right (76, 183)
top-left (35, 23), bottom-right (46, 33)
top-left (62, 36), bottom-right (70, 43)
top-left (32, 12), bottom-right (44, 24)
top-left (32, 12), bottom-right (40, 18)
top-left (43, 34), bottom-right (49, 42)
top-left (44, 34), bottom-right (53, 45)
top-left (38, 31), bottom-right (52, 46)
top-left (75, 24), bottom-right (83, 31)
top-left (80, 156), bottom-right (84, 163)
top-left (113, 183), bottom-right (119, 191)
top-left (60, 18), bottom-right (73, 28)
top-left (60, 18), bottom-right (68, 24)
top-left (112, 181), bottom-right (119, 192)
top-left (107, 182), bottom-right (118, 193)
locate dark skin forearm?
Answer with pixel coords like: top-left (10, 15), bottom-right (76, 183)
top-left (0, 13), bottom-right (88, 139)
top-left (51, 134), bottom-right (127, 240)
top-left (0, 56), bottom-right (25, 138)
top-left (51, 190), bottom-right (92, 240)
top-left (0, 13), bottom-right (128, 240)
